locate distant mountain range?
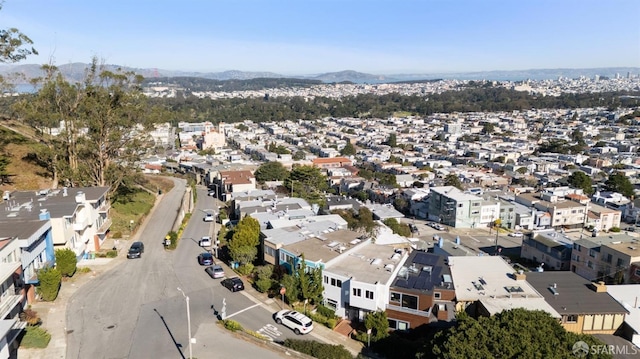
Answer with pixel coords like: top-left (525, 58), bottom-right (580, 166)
top-left (0, 63), bottom-right (638, 84)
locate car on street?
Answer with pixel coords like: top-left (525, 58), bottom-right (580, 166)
top-left (127, 241), bottom-right (144, 259)
top-left (274, 310), bottom-right (314, 335)
top-left (509, 232), bottom-right (523, 237)
top-left (199, 236), bottom-right (212, 247)
top-left (205, 265), bottom-right (225, 279)
top-left (221, 277), bottom-right (245, 292)
top-left (203, 213), bottom-right (214, 222)
top-left (207, 190), bottom-right (216, 196)
top-left (409, 223), bottom-right (419, 233)
top-left (198, 252), bottom-right (214, 266)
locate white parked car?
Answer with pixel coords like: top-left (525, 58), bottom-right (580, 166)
top-left (274, 310), bottom-right (314, 335)
top-left (509, 232), bottom-right (523, 237)
top-left (199, 236), bottom-right (212, 247)
top-left (203, 213), bottom-right (214, 222)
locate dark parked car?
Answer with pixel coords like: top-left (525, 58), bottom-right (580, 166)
top-left (198, 252), bottom-right (214, 266)
top-left (221, 277), bottom-right (244, 292)
top-left (127, 242), bottom-right (144, 259)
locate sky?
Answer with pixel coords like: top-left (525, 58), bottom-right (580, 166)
top-left (1, 0), bottom-right (639, 75)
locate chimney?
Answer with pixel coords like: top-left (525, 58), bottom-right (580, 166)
top-left (592, 281), bottom-right (607, 293)
top-left (514, 269), bottom-right (526, 281)
top-left (75, 191), bottom-right (86, 204)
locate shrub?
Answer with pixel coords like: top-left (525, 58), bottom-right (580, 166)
top-left (166, 231), bottom-right (179, 250)
top-left (20, 326), bottom-right (51, 348)
top-left (315, 304), bottom-right (336, 318)
top-left (221, 319), bottom-right (243, 332)
top-left (106, 250), bottom-right (118, 258)
top-left (236, 263), bottom-right (254, 276)
top-left (255, 278), bottom-right (273, 293)
top-left (111, 231), bottom-right (123, 239)
top-left (55, 248), bottom-right (77, 277)
top-left (19, 308), bottom-right (41, 326)
top-left (610, 227), bottom-right (621, 233)
top-left (78, 267), bottom-right (92, 274)
top-left (36, 267), bottom-right (62, 301)
top-left (282, 339), bottom-right (352, 359)
top-left (244, 330), bottom-right (268, 340)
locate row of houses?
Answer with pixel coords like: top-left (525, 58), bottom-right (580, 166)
top-left (0, 186), bottom-right (111, 358)
top-left (224, 189), bottom-right (639, 347)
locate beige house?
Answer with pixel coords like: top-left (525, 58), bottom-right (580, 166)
top-left (587, 203), bottom-right (622, 231)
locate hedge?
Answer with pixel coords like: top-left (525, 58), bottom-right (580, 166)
top-left (282, 338), bottom-right (353, 359)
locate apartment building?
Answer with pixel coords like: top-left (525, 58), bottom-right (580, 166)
top-left (587, 203), bottom-right (622, 231)
top-left (0, 236), bottom-right (28, 359)
top-left (521, 230), bottom-right (572, 270)
top-left (516, 192), bottom-right (587, 229)
top-left (0, 187), bottom-right (111, 257)
top-left (427, 186), bottom-right (482, 228)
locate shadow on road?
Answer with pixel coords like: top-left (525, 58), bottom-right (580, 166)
top-left (153, 308), bottom-right (186, 359)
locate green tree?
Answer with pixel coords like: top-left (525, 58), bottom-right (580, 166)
top-left (387, 133), bottom-right (397, 147)
top-left (254, 161), bottom-right (289, 183)
top-left (0, 155), bottom-right (10, 184)
top-left (296, 257), bottom-right (324, 307)
top-left (281, 274), bottom-right (300, 304)
top-left (288, 165), bottom-right (328, 202)
top-left (605, 172), bottom-right (635, 198)
top-left (482, 122), bottom-right (495, 134)
top-left (0, 4), bottom-right (37, 63)
top-left (382, 218), bottom-right (411, 237)
top-left (228, 216), bottom-right (260, 264)
top-left (364, 311), bottom-right (390, 342)
top-left (427, 309), bottom-right (611, 359)
top-left (54, 248), bottom-right (77, 277)
top-left (567, 171), bottom-right (594, 195)
top-left (515, 167), bottom-right (528, 174)
top-left (340, 141), bottom-right (356, 156)
top-left (36, 267), bottom-right (62, 301)
top-left (292, 150), bottom-right (306, 161)
top-left (444, 174), bottom-right (463, 190)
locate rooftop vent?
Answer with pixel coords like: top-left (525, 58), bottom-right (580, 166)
top-left (548, 286), bottom-right (559, 296)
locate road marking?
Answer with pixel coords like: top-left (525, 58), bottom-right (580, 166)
top-left (469, 236), bottom-right (480, 242)
top-left (257, 324), bottom-right (283, 341)
top-left (225, 303), bottom-right (261, 319)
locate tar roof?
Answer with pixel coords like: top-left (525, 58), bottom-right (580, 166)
top-left (526, 272), bottom-right (629, 315)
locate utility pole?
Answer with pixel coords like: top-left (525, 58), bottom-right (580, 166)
top-left (177, 288), bottom-right (192, 359)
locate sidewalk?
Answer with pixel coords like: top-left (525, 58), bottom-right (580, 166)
top-left (17, 237), bottom-right (126, 359)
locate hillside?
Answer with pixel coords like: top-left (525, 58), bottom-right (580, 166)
top-left (0, 120), bottom-right (52, 191)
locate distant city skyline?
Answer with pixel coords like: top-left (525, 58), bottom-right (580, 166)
top-left (2, 0), bottom-right (639, 75)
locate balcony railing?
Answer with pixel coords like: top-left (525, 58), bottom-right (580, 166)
top-left (0, 294), bottom-right (23, 319)
top-left (386, 303), bottom-right (432, 318)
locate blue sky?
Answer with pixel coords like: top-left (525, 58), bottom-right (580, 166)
top-left (2, 0), bottom-right (639, 74)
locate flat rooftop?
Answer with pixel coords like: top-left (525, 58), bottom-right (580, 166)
top-left (325, 240), bottom-right (407, 285)
top-left (282, 229), bottom-right (362, 264)
top-left (449, 256), bottom-right (542, 302)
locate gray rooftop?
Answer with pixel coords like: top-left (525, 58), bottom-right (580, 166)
top-left (0, 220), bottom-right (50, 240)
top-left (391, 252), bottom-right (452, 293)
top-left (282, 229), bottom-right (363, 263)
top-left (325, 240), bottom-right (408, 285)
top-left (0, 187), bottom-right (108, 221)
top-left (526, 272), bottom-right (629, 315)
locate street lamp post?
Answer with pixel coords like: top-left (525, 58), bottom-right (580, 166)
top-left (176, 287), bottom-right (193, 359)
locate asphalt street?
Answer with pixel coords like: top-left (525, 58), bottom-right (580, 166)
top-left (65, 181), bottom-right (289, 359)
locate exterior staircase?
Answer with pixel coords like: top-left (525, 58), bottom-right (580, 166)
top-left (333, 319), bottom-right (356, 337)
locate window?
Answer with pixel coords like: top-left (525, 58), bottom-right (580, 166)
top-left (390, 292), bottom-right (401, 303)
top-left (589, 250), bottom-right (596, 258)
top-left (365, 290), bottom-right (374, 300)
top-left (565, 315), bottom-right (578, 323)
top-left (587, 261), bottom-right (594, 269)
top-left (604, 254), bottom-right (612, 263)
top-left (635, 268), bottom-right (640, 277)
top-left (324, 276), bottom-right (328, 284)
top-left (401, 294), bottom-right (418, 310)
top-left (331, 278), bottom-right (336, 286)
top-left (387, 318), bottom-right (409, 331)
top-left (616, 258), bottom-right (624, 268)
top-left (325, 299), bottom-right (337, 310)
top-left (353, 288), bottom-right (361, 297)
top-left (337, 280), bottom-right (342, 288)
top-left (434, 292), bottom-right (442, 299)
